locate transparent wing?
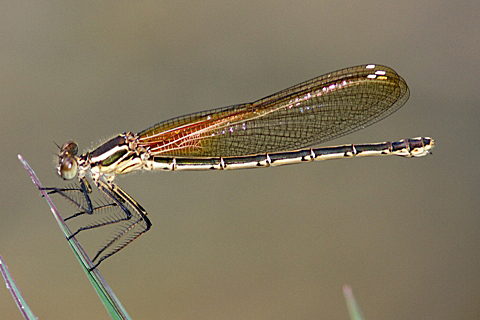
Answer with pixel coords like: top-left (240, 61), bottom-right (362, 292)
top-left (138, 64), bottom-right (409, 157)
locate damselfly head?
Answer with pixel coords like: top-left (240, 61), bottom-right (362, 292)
top-left (57, 141), bottom-right (79, 180)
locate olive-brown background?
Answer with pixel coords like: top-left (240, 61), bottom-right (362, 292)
top-left (1, 1), bottom-right (479, 319)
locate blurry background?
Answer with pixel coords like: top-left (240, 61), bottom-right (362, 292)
top-left (1, 1), bottom-right (479, 319)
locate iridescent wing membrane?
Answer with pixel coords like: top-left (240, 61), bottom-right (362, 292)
top-left (138, 65), bottom-right (409, 157)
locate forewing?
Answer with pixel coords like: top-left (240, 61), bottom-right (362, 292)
top-left (138, 64), bottom-right (409, 157)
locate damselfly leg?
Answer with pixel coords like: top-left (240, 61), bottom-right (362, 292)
top-left (42, 177), bottom-right (151, 270)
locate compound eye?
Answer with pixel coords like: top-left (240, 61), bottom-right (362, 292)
top-left (58, 156), bottom-right (78, 180)
top-left (61, 141), bottom-right (78, 156)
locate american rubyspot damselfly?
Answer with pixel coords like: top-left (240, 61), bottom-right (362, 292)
top-left (43, 64), bottom-right (434, 270)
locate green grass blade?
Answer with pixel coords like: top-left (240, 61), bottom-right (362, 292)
top-left (343, 285), bottom-right (365, 320)
top-left (0, 255), bottom-right (37, 319)
top-left (18, 154), bottom-right (131, 320)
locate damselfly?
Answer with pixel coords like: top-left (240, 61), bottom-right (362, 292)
top-left (44, 64), bottom-right (434, 270)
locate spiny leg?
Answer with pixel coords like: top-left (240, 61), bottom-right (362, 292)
top-left (41, 178), bottom-right (94, 215)
top-left (90, 218), bottom-right (147, 270)
top-left (43, 179), bottom-right (120, 221)
top-left (66, 179), bottom-right (134, 238)
top-left (43, 177), bottom-right (151, 270)
top-left (42, 178), bottom-right (131, 238)
top-left (88, 181), bottom-right (151, 270)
